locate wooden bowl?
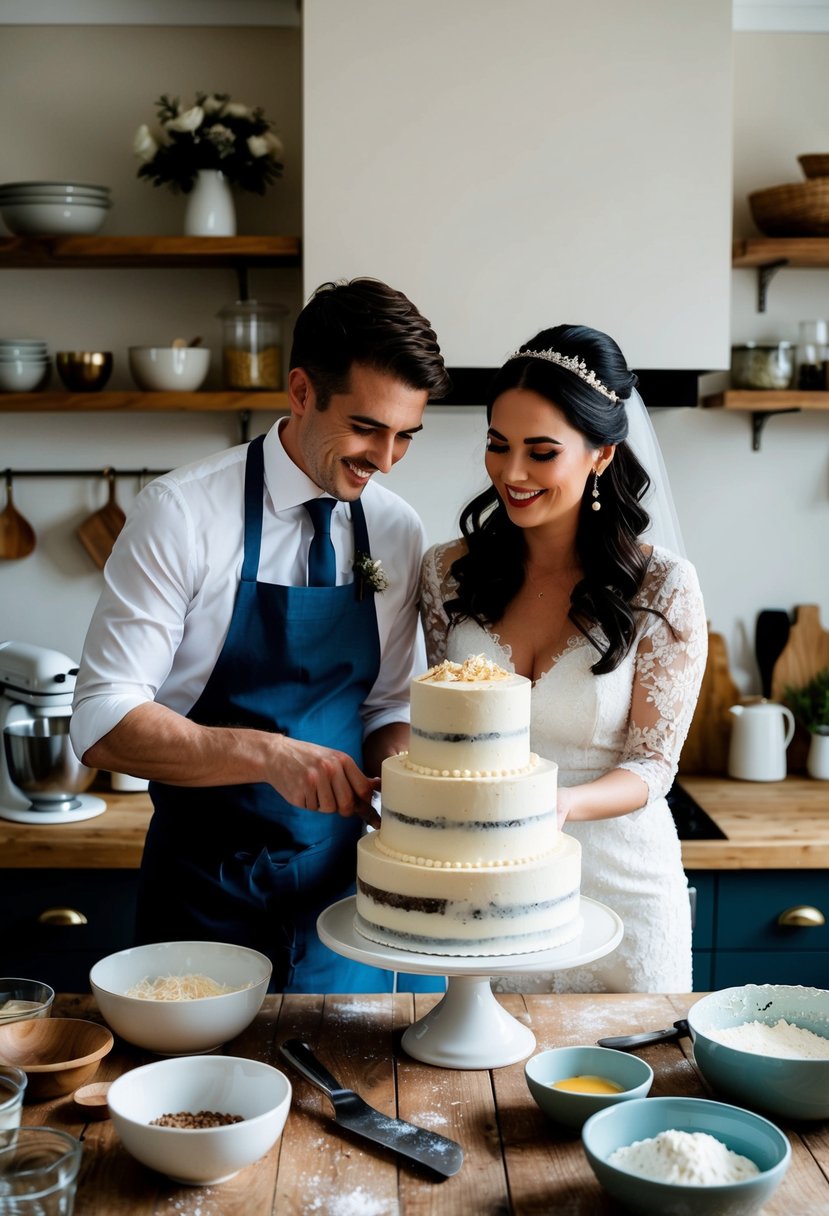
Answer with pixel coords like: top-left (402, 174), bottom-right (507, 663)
top-left (0, 1017), bottom-right (113, 1101)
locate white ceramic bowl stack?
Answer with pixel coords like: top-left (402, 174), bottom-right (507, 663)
top-left (0, 338), bottom-right (51, 391)
top-left (0, 181), bottom-right (112, 236)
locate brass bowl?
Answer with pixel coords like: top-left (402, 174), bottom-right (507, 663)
top-left (56, 350), bottom-right (113, 392)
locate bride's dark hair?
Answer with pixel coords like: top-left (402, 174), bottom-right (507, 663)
top-left (446, 324), bottom-right (656, 675)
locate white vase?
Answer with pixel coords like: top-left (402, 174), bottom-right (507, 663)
top-left (806, 730), bottom-right (829, 780)
top-left (183, 170), bottom-right (236, 236)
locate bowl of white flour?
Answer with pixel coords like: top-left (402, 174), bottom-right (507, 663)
top-left (582, 1095), bottom-right (790, 1216)
top-left (687, 984), bottom-right (829, 1120)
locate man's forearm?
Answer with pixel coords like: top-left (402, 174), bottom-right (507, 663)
top-left (82, 702), bottom-right (278, 787)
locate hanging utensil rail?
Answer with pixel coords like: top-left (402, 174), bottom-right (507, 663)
top-left (2, 468), bottom-right (169, 479)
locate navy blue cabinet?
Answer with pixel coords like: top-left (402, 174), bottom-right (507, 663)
top-left (0, 869), bottom-right (138, 993)
top-left (687, 869), bottom-right (829, 990)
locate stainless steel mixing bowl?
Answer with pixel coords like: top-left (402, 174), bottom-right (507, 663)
top-left (3, 716), bottom-right (97, 809)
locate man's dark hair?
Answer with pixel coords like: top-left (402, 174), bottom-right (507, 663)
top-left (289, 277), bottom-right (451, 408)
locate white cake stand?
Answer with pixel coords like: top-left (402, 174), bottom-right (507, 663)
top-left (317, 896), bottom-right (623, 1070)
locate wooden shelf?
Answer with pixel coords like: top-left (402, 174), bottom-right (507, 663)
top-left (701, 390), bottom-right (829, 412)
top-left (0, 391), bottom-right (289, 412)
top-left (732, 236), bottom-right (829, 311)
top-left (701, 389), bottom-right (829, 450)
top-left (0, 234), bottom-right (301, 269)
top-left (732, 236), bottom-right (829, 269)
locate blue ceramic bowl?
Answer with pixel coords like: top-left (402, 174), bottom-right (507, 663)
top-left (688, 984), bottom-right (829, 1120)
top-left (525, 1044), bottom-right (653, 1131)
top-left (582, 1096), bottom-right (791, 1216)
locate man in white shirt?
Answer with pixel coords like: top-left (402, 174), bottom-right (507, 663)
top-left (71, 278), bottom-right (450, 993)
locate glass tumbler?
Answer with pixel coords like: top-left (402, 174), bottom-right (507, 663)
top-left (0, 1127), bottom-right (82, 1214)
top-left (0, 1066), bottom-right (27, 1148)
top-left (216, 300), bottom-right (288, 390)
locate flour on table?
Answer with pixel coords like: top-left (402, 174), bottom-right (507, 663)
top-left (609, 1129), bottom-right (759, 1185)
top-left (709, 1018), bottom-right (829, 1059)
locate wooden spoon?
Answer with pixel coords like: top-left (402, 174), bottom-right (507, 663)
top-left (73, 1080), bottom-right (112, 1120)
top-left (0, 471), bottom-right (36, 560)
top-left (77, 468), bottom-right (126, 569)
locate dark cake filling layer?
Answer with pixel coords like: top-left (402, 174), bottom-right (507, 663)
top-left (383, 807), bottom-right (557, 831)
top-left (357, 878), bottom-right (575, 919)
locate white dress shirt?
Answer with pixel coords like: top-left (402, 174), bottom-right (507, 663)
top-left (71, 421), bottom-right (427, 759)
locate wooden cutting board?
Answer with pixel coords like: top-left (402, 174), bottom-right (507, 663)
top-left (771, 604), bottom-right (829, 771)
top-left (679, 626), bottom-right (741, 776)
top-left (771, 604), bottom-right (829, 700)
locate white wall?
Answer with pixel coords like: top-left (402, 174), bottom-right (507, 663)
top-left (0, 19), bottom-right (827, 699)
top-left (303, 0), bottom-right (733, 370)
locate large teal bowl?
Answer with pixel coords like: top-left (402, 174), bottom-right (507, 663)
top-left (688, 984), bottom-right (829, 1120)
top-left (582, 1096), bottom-right (791, 1216)
top-left (525, 1045), bottom-right (653, 1131)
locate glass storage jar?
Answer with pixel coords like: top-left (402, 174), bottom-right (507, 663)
top-left (730, 341), bottom-right (794, 390)
top-left (216, 300), bottom-right (287, 390)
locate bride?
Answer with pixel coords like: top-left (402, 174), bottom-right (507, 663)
top-left (419, 324), bottom-right (707, 992)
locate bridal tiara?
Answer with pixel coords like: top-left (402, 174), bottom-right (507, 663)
top-left (505, 348), bottom-right (618, 403)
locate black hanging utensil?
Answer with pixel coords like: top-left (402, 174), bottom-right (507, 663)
top-left (755, 610), bottom-right (791, 699)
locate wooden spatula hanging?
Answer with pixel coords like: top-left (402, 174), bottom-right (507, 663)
top-left (0, 470), bottom-right (36, 560)
top-left (77, 468), bottom-right (126, 569)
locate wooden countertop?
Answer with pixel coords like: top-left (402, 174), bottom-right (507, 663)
top-left (2, 776), bottom-right (827, 870)
top-left (24, 991), bottom-right (828, 1215)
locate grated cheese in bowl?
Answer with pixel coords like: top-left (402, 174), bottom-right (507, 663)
top-left (123, 973), bottom-right (254, 1001)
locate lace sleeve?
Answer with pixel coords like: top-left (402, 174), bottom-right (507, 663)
top-left (419, 542), bottom-right (462, 668)
top-left (617, 553), bottom-right (708, 802)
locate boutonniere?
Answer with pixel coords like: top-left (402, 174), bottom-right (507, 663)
top-left (353, 552), bottom-right (389, 599)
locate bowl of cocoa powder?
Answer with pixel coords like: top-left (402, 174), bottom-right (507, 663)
top-left (106, 1054), bottom-right (291, 1185)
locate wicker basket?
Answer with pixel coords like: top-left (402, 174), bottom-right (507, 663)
top-left (798, 153), bottom-right (829, 180)
top-left (749, 179), bottom-right (829, 236)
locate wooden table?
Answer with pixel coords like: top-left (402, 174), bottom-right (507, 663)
top-left (21, 992), bottom-right (829, 1214)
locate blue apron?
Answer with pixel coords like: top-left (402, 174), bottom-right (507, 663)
top-left (136, 434), bottom-right (443, 994)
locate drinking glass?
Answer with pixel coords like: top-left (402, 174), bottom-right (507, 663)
top-left (0, 1127), bottom-right (82, 1215)
top-left (0, 1066), bottom-right (27, 1149)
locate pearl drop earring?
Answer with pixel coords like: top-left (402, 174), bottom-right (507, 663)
top-left (591, 469), bottom-right (601, 512)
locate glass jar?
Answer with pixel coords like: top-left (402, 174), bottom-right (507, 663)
top-left (796, 320), bottom-right (828, 390)
top-left (730, 342), bottom-right (794, 390)
top-left (216, 300), bottom-right (287, 390)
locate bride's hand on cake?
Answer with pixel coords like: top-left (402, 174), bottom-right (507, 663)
top-left (556, 788), bottom-right (575, 827)
top-left (267, 735), bottom-right (381, 827)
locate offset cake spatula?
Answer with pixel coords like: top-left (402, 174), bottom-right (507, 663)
top-left (278, 1039), bottom-right (464, 1178)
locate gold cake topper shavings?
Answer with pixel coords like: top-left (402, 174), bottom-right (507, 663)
top-left (419, 654), bottom-right (510, 684)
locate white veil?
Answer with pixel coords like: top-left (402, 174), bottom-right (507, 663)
top-left (622, 387), bottom-right (686, 557)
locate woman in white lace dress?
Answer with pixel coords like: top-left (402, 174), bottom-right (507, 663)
top-left (420, 324), bottom-right (707, 993)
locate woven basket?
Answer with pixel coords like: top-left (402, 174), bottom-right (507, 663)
top-left (749, 179), bottom-right (829, 236)
top-left (798, 153), bottom-right (829, 180)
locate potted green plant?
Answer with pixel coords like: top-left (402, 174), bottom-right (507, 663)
top-left (784, 666), bottom-right (829, 779)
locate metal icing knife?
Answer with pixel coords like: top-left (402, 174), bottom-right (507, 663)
top-left (278, 1039), bottom-right (464, 1178)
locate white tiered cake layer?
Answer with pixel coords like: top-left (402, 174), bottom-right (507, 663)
top-left (355, 831), bottom-right (581, 956)
top-left (379, 754), bottom-right (558, 866)
top-left (407, 669), bottom-right (530, 774)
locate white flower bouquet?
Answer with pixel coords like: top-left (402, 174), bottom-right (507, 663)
top-left (134, 93), bottom-right (284, 194)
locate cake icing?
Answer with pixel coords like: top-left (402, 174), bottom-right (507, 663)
top-left (355, 655), bottom-right (582, 957)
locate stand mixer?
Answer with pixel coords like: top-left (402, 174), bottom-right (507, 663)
top-left (0, 640), bottom-right (106, 824)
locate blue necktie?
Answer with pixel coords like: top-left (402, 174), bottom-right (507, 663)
top-left (304, 498), bottom-right (337, 586)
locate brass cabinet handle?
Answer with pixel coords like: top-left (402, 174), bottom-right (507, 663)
top-left (777, 905), bottom-right (826, 928)
top-left (36, 907), bottom-right (88, 927)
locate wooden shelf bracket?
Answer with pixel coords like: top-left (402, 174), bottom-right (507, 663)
top-left (756, 258), bottom-right (788, 312)
top-left (751, 407), bottom-right (801, 451)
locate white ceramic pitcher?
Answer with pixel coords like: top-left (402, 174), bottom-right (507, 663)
top-left (728, 701), bottom-right (796, 782)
